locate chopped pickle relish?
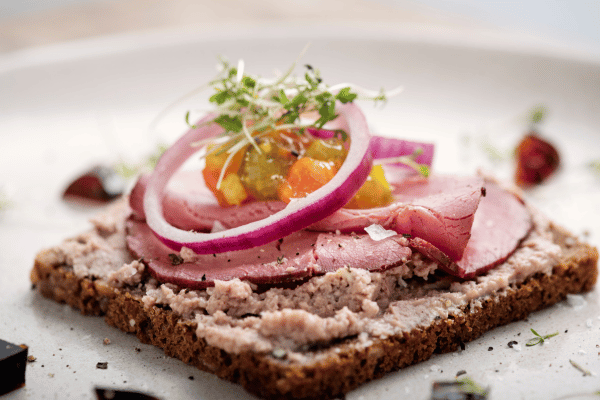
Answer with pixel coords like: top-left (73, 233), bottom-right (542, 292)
top-left (202, 130), bottom-right (393, 209)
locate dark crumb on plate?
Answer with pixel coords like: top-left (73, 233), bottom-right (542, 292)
top-left (95, 387), bottom-right (162, 400)
top-left (96, 362), bottom-right (108, 370)
top-left (488, 347), bottom-right (493, 351)
top-left (508, 341), bottom-right (518, 348)
top-left (455, 370), bottom-right (467, 377)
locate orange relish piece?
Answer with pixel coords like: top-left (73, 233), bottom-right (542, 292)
top-left (277, 157), bottom-right (338, 203)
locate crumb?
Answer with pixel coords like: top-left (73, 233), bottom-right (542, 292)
top-left (96, 362), bottom-right (108, 369)
top-left (135, 347), bottom-right (141, 352)
top-left (488, 347), bottom-right (493, 351)
top-left (188, 376), bottom-right (194, 380)
top-left (27, 355), bottom-right (36, 362)
top-left (103, 338), bottom-right (111, 345)
top-left (456, 370), bottom-right (467, 377)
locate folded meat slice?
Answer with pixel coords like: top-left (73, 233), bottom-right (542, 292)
top-left (310, 175), bottom-right (485, 261)
top-left (410, 182), bottom-right (532, 278)
top-left (129, 171), bottom-right (484, 261)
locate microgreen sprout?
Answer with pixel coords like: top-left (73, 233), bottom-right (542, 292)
top-left (526, 329), bottom-right (559, 346)
top-left (187, 54), bottom-right (404, 189)
top-left (456, 377), bottom-right (489, 396)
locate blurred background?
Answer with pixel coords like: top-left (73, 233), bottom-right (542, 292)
top-left (1, 0), bottom-right (599, 55)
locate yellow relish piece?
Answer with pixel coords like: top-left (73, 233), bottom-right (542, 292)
top-left (344, 165), bottom-right (393, 209)
top-left (219, 173), bottom-right (248, 206)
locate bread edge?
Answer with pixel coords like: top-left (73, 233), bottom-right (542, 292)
top-left (30, 222), bottom-right (598, 400)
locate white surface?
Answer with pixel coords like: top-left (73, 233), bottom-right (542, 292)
top-left (1, 25), bottom-right (600, 400)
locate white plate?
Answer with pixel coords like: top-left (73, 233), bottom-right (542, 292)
top-left (1, 25), bottom-right (599, 400)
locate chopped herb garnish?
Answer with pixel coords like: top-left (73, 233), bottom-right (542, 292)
top-left (0, 190), bottom-right (10, 211)
top-left (526, 329), bottom-right (559, 346)
top-left (277, 256), bottom-right (284, 264)
top-left (530, 105), bottom-right (547, 125)
top-left (589, 160), bottom-right (600, 177)
top-left (569, 359), bottom-right (593, 376)
top-left (114, 143), bottom-right (168, 178)
top-left (456, 377), bottom-right (489, 396)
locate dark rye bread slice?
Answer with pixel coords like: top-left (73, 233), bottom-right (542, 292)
top-left (30, 223), bottom-right (598, 400)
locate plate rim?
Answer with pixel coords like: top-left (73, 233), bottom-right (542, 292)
top-left (2, 20), bottom-right (600, 74)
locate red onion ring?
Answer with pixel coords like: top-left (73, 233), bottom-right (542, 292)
top-left (143, 102), bottom-right (373, 254)
top-left (369, 136), bottom-right (434, 167)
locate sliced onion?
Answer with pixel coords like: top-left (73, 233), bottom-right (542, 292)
top-left (369, 136), bottom-right (434, 167)
top-left (308, 127), bottom-right (434, 168)
top-left (143, 102), bottom-right (373, 254)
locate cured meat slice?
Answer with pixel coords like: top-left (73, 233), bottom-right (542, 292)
top-left (310, 175), bottom-right (484, 261)
top-left (126, 219), bottom-right (410, 289)
top-left (409, 182), bottom-right (532, 278)
top-left (127, 170), bottom-right (531, 283)
top-left (129, 172), bottom-right (484, 261)
top-left (129, 172), bottom-right (286, 231)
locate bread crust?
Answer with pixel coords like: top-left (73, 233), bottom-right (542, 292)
top-left (30, 223), bottom-right (598, 400)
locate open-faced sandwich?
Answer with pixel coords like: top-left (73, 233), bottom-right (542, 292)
top-left (31, 58), bottom-right (598, 399)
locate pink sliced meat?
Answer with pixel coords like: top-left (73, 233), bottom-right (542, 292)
top-left (409, 182), bottom-right (532, 278)
top-left (310, 175), bottom-right (485, 261)
top-left (129, 171), bottom-right (484, 261)
top-left (127, 169), bottom-right (531, 284)
top-left (129, 172), bottom-right (286, 230)
top-left (126, 218), bottom-right (410, 288)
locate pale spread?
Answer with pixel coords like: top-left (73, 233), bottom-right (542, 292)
top-left (41, 200), bottom-right (560, 359)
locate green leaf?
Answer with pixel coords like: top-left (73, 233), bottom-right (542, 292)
top-left (241, 76), bottom-right (256, 89)
top-left (289, 93), bottom-right (308, 109)
top-left (335, 87), bottom-right (358, 103)
top-left (276, 89), bottom-right (289, 105)
top-left (214, 115), bottom-right (243, 133)
top-left (209, 90), bottom-right (232, 105)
